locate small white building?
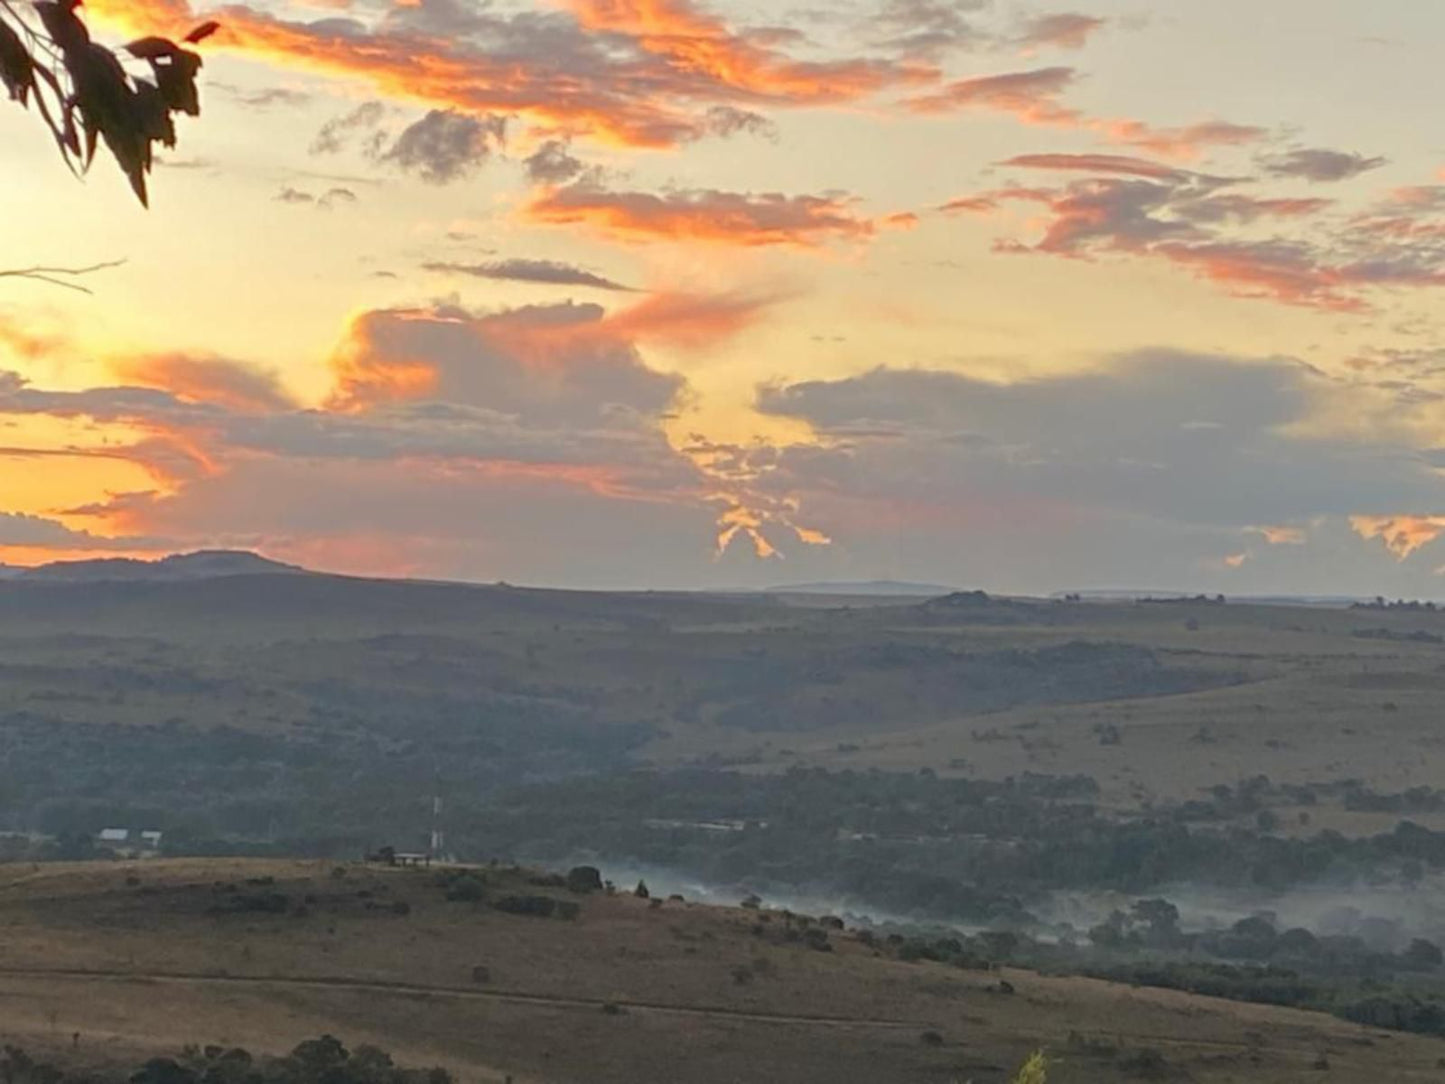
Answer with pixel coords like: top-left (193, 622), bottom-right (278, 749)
top-left (96, 828), bottom-right (163, 857)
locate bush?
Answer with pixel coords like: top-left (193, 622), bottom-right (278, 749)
top-left (566, 866), bottom-right (603, 894)
top-left (444, 875), bottom-right (486, 903)
top-left (494, 895), bottom-right (558, 918)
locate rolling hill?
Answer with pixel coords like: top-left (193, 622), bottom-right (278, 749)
top-left (5, 857), bottom-right (1443, 1084)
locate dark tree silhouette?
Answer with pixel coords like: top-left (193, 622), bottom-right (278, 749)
top-left (0, 0), bottom-right (215, 205)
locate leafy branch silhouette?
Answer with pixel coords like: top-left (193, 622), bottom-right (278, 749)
top-left (0, 0), bottom-right (216, 205)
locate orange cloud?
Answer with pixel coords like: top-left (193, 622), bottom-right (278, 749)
top-left (1102, 119), bottom-right (1266, 161)
top-left (327, 315), bottom-right (442, 412)
top-left (1152, 242), bottom-right (1375, 313)
top-left (954, 164), bottom-right (1437, 312)
top-left (522, 186), bottom-right (878, 246)
top-left (905, 69), bottom-right (1265, 161)
top-left (904, 66), bottom-right (1079, 123)
top-left (562, 0), bottom-right (934, 102)
top-left (1249, 525), bottom-right (1308, 545)
top-left (1351, 515), bottom-right (1445, 560)
top-left (713, 503), bottom-right (779, 558)
top-left (90, 0), bottom-right (929, 149)
top-left (1017, 12), bottom-right (1106, 52)
top-left (112, 354), bottom-right (297, 413)
top-left (599, 290), bottom-right (781, 350)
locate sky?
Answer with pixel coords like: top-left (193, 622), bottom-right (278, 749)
top-left (4, 0), bottom-right (1445, 594)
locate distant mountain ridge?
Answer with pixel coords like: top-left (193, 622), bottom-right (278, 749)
top-left (768, 580), bottom-right (958, 597)
top-left (14, 550), bottom-right (305, 583)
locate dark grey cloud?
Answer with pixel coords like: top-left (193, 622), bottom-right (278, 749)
top-left (378, 111), bottom-right (507, 184)
top-left (0, 512), bottom-right (168, 551)
top-left (212, 83), bottom-right (312, 109)
top-left (310, 101), bottom-right (387, 156)
top-left (1014, 12), bottom-right (1107, 51)
top-left (753, 352), bottom-right (1445, 530)
top-left (524, 140), bottom-right (585, 185)
top-left (422, 258), bottom-right (635, 292)
top-left (956, 159), bottom-right (1440, 311)
top-left (273, 186), bottom-right (359, 209)
top-left (1260, 148), bottom-right (1387, 183)
top-left (703, 106), bottom-right (779, 140)
top-left (867, 0), bottom-right (990, 58)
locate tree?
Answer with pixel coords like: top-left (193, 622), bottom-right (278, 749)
top-left (0, 0), bottom-right (215, 205)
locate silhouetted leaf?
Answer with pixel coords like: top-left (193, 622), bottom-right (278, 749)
top-left (0, 20), bottom-right (34, 105)
top-left (124, 37), bottom-right (178, 60)
top-left (33, 0), bottom-right (89, 57)
top-left (184, 21), bottom-right (220, 44)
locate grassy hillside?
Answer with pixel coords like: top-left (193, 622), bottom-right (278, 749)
top-left (4, 573), bottom-right (1445, 848)
top-left (4, 858), bottom-right (1445, 1084)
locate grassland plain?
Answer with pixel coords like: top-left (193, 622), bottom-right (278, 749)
top-left (4, 858), bottom-right (1445, 1084)
top-left (2, 571), bottom-right (1444, 830)
top-left (8, 571), bottom-right (1445, 1076)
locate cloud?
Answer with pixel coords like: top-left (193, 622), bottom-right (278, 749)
top-left (1105, 119), bottom-right (1266, 160)
top-left (736, 351), bottom-right (1445, 588)
top-left (0, 512), bottom-right (168, 552)
top-left (904, 66), bottom-right (1079, 122)
top-left (523, 140), bottom-right (585, 185)
top-left (275, 186), bottom-right (316, 204)
top-left (1261, 148), bottom-right (1387, 183)
top-left (998, 152), bottom-right (1193, 181)
top-left (422, 258), bottom-right (635, 292)
top-left (905, 69), bottom-right (1265, 160)
top-left (111, 354), bottom-right (298, 413)
top-left (377, 111), bottom-right (507, 184)
top-left (522, 184), bottom-right (879, 246)
top-left (946, 160), bottom-right (1445, 311)
top-left (702, 105), bottom-right (779, 140)
top-left (92, 0), bottom-right (933, 151)
top-left (1015, 12), bottom-right (1106, 51)
top-left (598, 289), bottom-right (782, 350)
top-left (273, 185), bottom-right (359, 209)
top-left (310, 101), bottom-right (387, 155)
top-left (211, 83), bottom-right (312, 109)
top-left (0, 279), bottom-right (804, 581)
top-left (866, 0), bottom-right (989, 60)
top-left (1250, 525), bottom-right (1308, 545)
top-left (1350, 515), bottom-right (1445, 560)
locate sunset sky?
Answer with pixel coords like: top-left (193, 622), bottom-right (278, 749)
top-left (4, 0), bottom-right (1445, 593)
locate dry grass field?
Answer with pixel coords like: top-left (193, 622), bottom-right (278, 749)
top-left (3, 858), bottom-right (1445, 1084)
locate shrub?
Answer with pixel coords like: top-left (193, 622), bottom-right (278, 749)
top-left (565, 866), bottom-right (603, 894)
top-left (444, 875), bottom-right (486, 903)
top-left (494, 895), bottom-right (558, 918)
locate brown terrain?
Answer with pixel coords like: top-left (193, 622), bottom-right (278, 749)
top-left (3, 858), bottom-right (1444, 1084)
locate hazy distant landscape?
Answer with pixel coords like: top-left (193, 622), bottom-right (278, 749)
top-left (5, 554), bottom-right (1445, 1078)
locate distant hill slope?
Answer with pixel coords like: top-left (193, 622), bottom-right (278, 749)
top-left (768, 580), bottom-right (957, 597)
top-left (19, 550), bottom-right (305, 582)
top-left (4, 858), bottom-right (1442, 1084)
